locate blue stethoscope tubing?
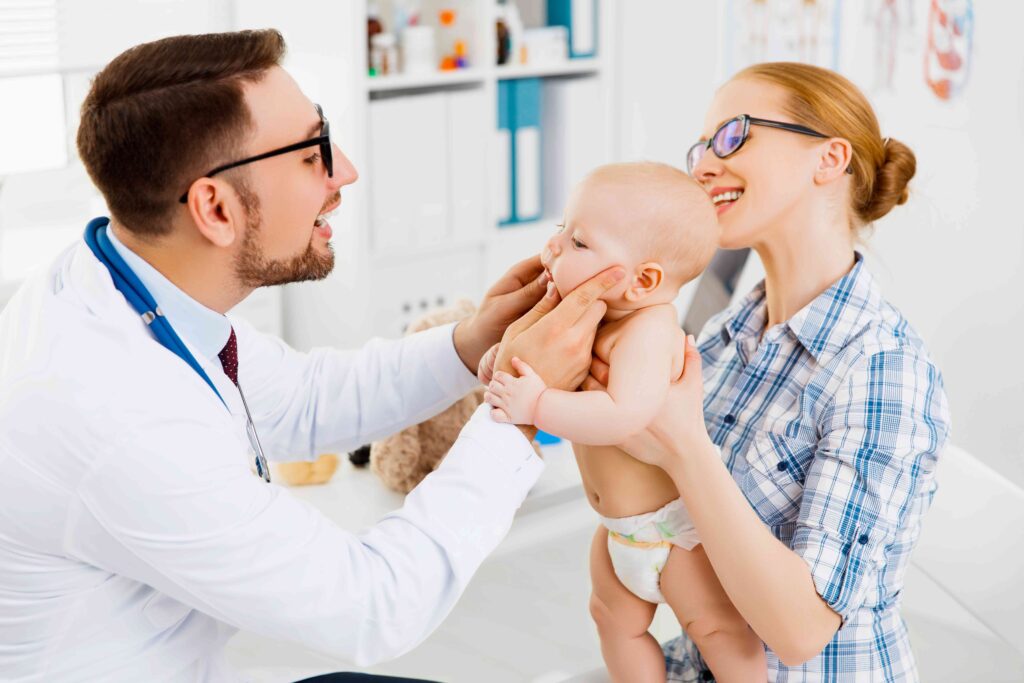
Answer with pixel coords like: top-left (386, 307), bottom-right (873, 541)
top-left (84, 217), bottom-right (227, 407)
top-left (83, 216), bottom-right (270, 482)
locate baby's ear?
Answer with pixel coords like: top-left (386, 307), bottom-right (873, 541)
top-left (624, 262), bottom-right (664, 302)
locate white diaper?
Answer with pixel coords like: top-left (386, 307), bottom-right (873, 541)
top-left (598, 498), bottom-right (700, 604)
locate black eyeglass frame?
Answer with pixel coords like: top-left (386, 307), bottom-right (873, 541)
top-left (687, 114), bottom-right (853, 175)
top-left (178, 103), bottom-right (333, 204)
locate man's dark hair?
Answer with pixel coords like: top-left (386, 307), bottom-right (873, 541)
top-left (77, 29), bottom-right (286, 237)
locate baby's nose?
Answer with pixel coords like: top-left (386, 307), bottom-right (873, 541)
top-left (544, 237), bottom-right (561, 258)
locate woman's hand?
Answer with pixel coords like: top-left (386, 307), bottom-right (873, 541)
top-left (582, 334), bottom-right (712, 472)
top-left (493, 266), bottom-right (625, 392)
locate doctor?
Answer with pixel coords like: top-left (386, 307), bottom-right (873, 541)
top-left (0, 29), bottom-right (622, 682)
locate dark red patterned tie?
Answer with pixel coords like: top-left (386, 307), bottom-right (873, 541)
top-left (218, 327), bottom-right (239, 386)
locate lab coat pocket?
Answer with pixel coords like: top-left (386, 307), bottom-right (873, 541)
top-left (741, 432), bottom-right (815, 528)
top-left (143, 591), bottom-right (192, 630)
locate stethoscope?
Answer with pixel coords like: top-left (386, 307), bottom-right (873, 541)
top-left (84, 216), bottom-right (271, 483)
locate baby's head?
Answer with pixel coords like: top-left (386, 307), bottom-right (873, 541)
top-left (542, 161), bottom-right (719, 308)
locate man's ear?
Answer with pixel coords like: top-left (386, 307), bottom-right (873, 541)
top-left (185, 177), bottom-right (243, 248)
top-left (814, 137), bottom-right (854, 185)
top-left (624, 262), bottom-right (664, 303)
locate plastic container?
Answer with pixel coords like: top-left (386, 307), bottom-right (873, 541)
top-left (401, 25), bottom-right (435, 74)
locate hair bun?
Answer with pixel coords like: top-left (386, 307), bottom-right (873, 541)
top-left (864, 136), bottom-right (916, 222)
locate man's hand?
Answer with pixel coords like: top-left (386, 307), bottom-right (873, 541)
top-left (493, 266), bottom-right (626, 393)
top-left (485, 358), bottom-right (547, 424)
top-left (453, 255), bottom-right (549, 373)
top-left (477, 343), bottom-right (500, 385)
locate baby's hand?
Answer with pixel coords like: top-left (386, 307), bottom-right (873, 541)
top-left (477, 342), bottom-right (500, 385)
top-left (484, 357), bottom-right (547, 425)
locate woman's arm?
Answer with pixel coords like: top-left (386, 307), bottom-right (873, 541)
top-left (664, 437), bottom-right (841, 665)
top-left (602, 339), bottom-right (950, 665)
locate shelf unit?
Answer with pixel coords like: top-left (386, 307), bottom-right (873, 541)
top-left (235, 0), bottom-right (618, 349)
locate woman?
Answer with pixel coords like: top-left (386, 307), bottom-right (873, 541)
top-left (587, 62), bottom-right (950, 680)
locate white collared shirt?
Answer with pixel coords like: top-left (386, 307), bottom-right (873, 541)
top-left (0, 229), bottom-right (543, 682)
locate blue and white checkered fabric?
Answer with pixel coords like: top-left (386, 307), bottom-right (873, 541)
top-left (664, 253), bottom-right (951, 682)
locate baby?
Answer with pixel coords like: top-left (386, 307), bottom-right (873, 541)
top-left (484, 162), bottom-right (766, 682)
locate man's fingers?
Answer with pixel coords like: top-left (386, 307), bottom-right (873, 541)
top-left (510, 357), bottom-right (536, 378)
top-left (500, 268), bottom-right (549, 313)
top-left (581, 375), bottom-right (604, 392)
top-left (504, 254), bottom-right (545, 289)
top-left (486, 254), bottom-right (544, 295)
top-left (510, 281), bottom-right (562, 332)
top-left (556, 266), bottom-right (625, 325)
top-left (590, 357), bottom-right (610, 385)
top-left (573, 298), bottom-right (608, 333)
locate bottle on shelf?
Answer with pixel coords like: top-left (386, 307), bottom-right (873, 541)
top-left (496, 6), bottom-right (511, 65)
top-left (370, 32), bottom-right (399, 76)
top-left (367, 2), bottom-right (383, 76)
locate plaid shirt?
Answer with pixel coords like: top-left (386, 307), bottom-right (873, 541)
top-left (664, 253), bottom-right (951, 682)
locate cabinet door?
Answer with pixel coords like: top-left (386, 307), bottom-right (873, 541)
top-left (447, 89), bottom-right (489, 244)
top-left (368, 93), bottom-right (450, 252)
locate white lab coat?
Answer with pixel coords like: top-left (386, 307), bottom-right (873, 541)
top-left (0, 239), bottom-right (543, 682)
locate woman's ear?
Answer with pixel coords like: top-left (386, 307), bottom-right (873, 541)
top-left (814, 137), bottom-right (854, 185)
top-left (624, 262), bottom-right (665, 303)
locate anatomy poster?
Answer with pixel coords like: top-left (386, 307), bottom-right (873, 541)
top-left (721, 0), bottom-right (844, 78)
top-left (923, 0), bottom-right (974, 101)
top-left (861, 0), bottom-right (917, 92)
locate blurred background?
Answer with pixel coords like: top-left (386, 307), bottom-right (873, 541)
top-left (1, 1), bottom-right (1021, 680)
top-left (1, 0), bottom-right (1018, 487)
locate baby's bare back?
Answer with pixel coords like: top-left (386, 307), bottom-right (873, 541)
top-left (574, 305), bottom-right (685, 519)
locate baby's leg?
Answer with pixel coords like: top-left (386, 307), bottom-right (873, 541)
top-left (660, 544), bottom-right (767, 683)
top-left (588, 525), bottom-right (665, 683)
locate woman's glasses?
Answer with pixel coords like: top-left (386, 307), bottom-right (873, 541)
top-left (179, 103), bottom-right (333, 203)
top-left (687, 114), bottom-right (850, 176)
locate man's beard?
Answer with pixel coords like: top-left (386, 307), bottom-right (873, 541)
top-left (233, 184), bottom-right (335, 288)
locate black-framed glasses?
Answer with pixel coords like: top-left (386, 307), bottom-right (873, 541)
top-left (687, 114), bottom-right (852, 176)
top-left (179, 103), bottom-right (334, 203)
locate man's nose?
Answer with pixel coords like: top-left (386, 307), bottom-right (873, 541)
top-left (329, 145), bottom-right (358, 189)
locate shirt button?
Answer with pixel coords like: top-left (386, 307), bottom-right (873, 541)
top-left (858, 534), bottom-right (870, 545)
top-left (723, 414), bottom-right (736, 425)
top-left (776, 461), bottom-right (788, 472)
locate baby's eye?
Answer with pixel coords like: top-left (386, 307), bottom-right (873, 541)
top-left (554, 223), bottom-right (566, 234)
top-left (304, 152), bottom-right (321, 165)
top-left (571, 236), bottom-right (587, 249)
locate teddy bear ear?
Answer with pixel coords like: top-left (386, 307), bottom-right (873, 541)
top-left (453, 298), bottom-right (476, 319)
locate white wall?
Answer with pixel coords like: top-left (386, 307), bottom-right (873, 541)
top-left (613, 1), bottom-right (1024, 486)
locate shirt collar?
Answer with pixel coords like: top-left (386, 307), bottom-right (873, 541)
top-left (718, 252), bottom-right (882, 364)
top-left (106, 226), bottom-right (232, 361)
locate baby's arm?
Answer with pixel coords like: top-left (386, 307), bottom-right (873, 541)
top-left (486, 313), bottom-right (678, 445)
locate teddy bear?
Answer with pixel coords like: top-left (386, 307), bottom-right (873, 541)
top-left (365, 298), bottom-right (487, 493)
top-left (273, 300), bottom-right (481, 489)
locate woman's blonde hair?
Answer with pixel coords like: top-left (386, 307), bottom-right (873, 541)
top-left (734, 62), bottom-right (915, 228)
